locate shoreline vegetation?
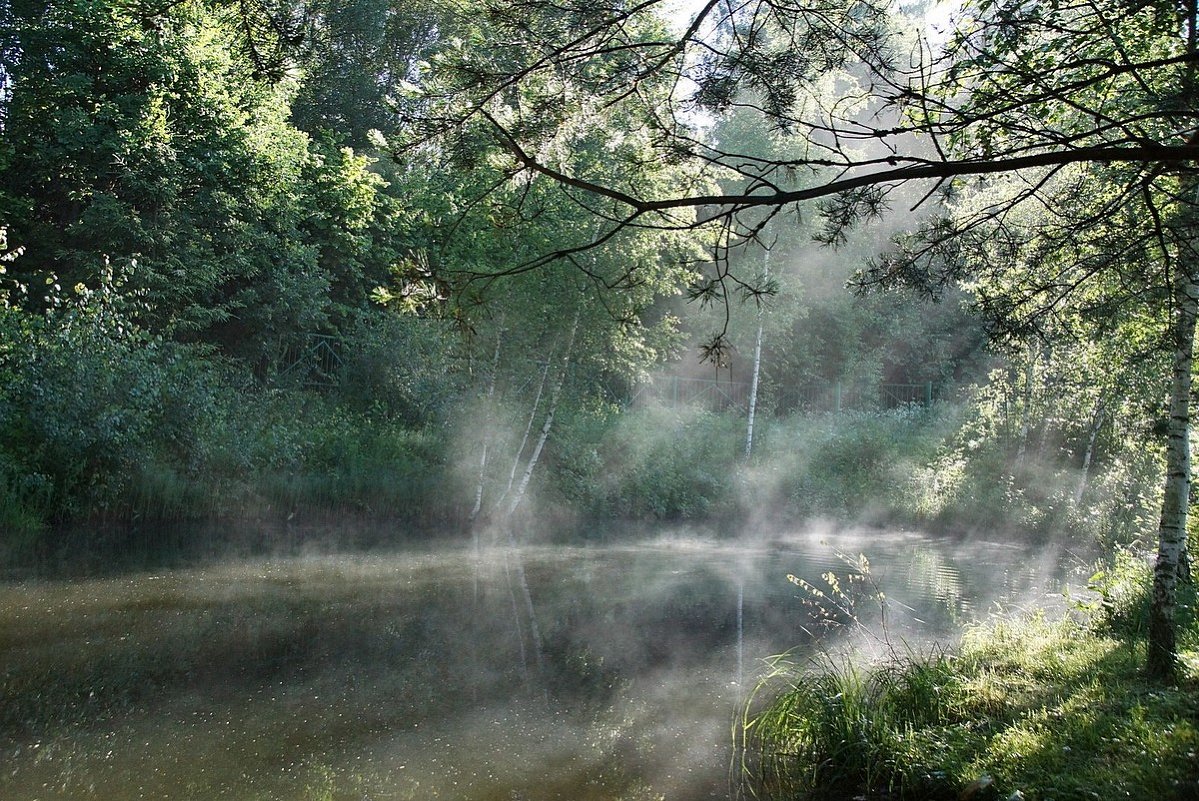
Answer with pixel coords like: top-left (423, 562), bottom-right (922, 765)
top-left (4, 397), bottom-right (1154, 555)
top-left (3, 3), bottom-right (1199, 798)
top-left (741, 551), bottom-right (1199, 801)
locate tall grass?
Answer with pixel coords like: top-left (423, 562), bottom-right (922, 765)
top-left (742, 608), bottom-right (1199, 801)
top-left (742, 649), bottom-right (964, 800)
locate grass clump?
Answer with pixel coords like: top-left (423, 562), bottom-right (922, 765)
top-left (743, 611), bottom-right (1199, 801)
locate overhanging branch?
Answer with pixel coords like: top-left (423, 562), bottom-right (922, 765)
top-left (491, 125), bottom-right (1199, 215)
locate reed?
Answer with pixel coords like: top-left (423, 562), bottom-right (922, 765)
top-left (742, 607), bottom-right (1199, 801)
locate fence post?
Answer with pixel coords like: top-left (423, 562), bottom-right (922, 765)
top-left (835, 381), bottom-right (842, 412)
top-left (925, 382), bottom-right (933, 406)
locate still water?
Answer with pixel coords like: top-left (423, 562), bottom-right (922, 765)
top-left (0, 527), bottom-right (1077, 800)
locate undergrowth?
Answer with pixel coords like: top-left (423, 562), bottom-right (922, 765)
top-left (742, 557), bottom-right (1199, 801)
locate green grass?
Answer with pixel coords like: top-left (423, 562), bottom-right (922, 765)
top-left (743, 610), bottom-right (1199, 801)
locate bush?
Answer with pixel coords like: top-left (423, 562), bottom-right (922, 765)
top-left (1082, 547), bottom-right (1198, 645)
top-left (703, 404), bottom-right (958, 525)
top-left (551, 404), bottom-right (743, 520)
top-left (0, 279), bottom-right (459, 546)
top-left (549, 402), bottom-right (965, 525)
top-left (333, 313), bottom-right (463, 426)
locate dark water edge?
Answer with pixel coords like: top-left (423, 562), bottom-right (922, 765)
top-left (1, 510), bottom-right (1089, 582)
top-left (0, 517), bottom-right (454, 579)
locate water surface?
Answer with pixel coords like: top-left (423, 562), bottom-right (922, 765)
top-left (0, 527), bottom-right (1077, 800)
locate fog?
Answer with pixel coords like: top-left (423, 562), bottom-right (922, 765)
top-left (0, 526), bottom-right (1081, 801)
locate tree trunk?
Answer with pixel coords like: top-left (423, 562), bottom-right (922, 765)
top-left (1147, 269), bottom-right (1197, 681)
top-left (1015, 348), bottom-right (1036, 465)
top-left (504, 312), bottom-right (579, 522)
top-left (1035, 343), bottom-right (1055, 461)
top-left (745, 247), bottom-right (770, 461)
top-left (497, 315), bottom-right (579, 687)
top-left (1150, 0), bottom-right (1199, 679)
top-left (494, 357), bottom-right (551, 514)
top-left (1074, 396), bottom-right (1106, 505)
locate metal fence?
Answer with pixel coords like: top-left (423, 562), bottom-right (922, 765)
top-left (632, 376), bottom-right (935, 414)
top-left (630, 375), bottom-right (751, 410)
top-left (276, 333), bottom-right (344, 387)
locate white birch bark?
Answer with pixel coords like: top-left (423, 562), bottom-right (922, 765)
top-left (495, 312), bottom-right (579, 683)
top-left (1150, 0), bottom-right (1199, 680)
top-left (468, 329), bottom-right (505, 531)
top-left (1015, 349), bottom-right (1036, 465)
top-left (1148, 267), bottom-right (1197, 680)
top-left (745, 247), bottom-right (770, 461)
top-left (495, 358), bottom-right (551, 512)
top-left (504, 312), bottom-right (579, 521)
top-left (1035, 343), bottom-right (1055, 460)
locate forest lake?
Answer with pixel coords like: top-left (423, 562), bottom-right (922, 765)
top-left (0, 525), bottom-right (1080, 801)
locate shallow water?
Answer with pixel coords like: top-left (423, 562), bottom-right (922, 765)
top-left (0, 527), bottom-right (1078, 800)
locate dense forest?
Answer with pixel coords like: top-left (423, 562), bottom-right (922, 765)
top-left (0, 0), bottom-right (1191, 652)
top-left (0, 1), bottom-right (1004, 539)
top-left (1, 1), bottom-right (1197, 798)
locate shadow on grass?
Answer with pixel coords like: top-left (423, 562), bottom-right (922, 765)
top-left (744, 615), bottom-right (1199, 801)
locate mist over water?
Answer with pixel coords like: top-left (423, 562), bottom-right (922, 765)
top-left (0, 526), bottom-right (1077, 801)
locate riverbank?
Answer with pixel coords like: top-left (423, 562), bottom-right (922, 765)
top-left (742, 552), bottom-right (1199, 801)
top-left (7, 399), bottom-right (1156, 560)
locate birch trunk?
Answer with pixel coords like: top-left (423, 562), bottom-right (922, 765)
top-left (1015, 349), bottom-right (1036, 466)
top-left (1149, 0), bottom-right (1199, 680)
top-left (1074, 397), bottom-right (1105, 505)
top-left (498, 315), bottom-right (579, 684)
top-left (1035, 343), bottom-right (1054, 461)
top-left (1147, 268), bottom-right (1197, 680)
top-left (504, 312), bottom-right (579, 521)
top-left (745, 247), bottom-right (770, 461)
top-left (496, 358), bottom-right (551, 511)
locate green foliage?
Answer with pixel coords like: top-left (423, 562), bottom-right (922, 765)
top-left (554, 406), bottom-right (743, 520)
top-left (260, 404), bottom-right (451, 522)
top-left (0, 264), bottom-right (174, 523)
top-left (757, 406), bottom-right (957, 523)
top-left (0, 264), bottom-right (455, 548)
top-left (0, 1), bottom-right (406, 360)
top-left (893, 342), bottom-right (1166, 542)
top-left (548, 394), bottom-right (1158, 536)
top-left (745, 609), bottom-right (1199, 801)
top-left (289, 0), bottom-right (443, 146)
top-left (332, 313), bottom-right (463, 425)
top-left (1082, 548), bottom-right (1198, 644)
top-left (549, 404), bottom-right (959, 525)
top-left (0, 0), bottom-right (1174, 562)
top-left (745, 650), bottom-right (966, 800)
